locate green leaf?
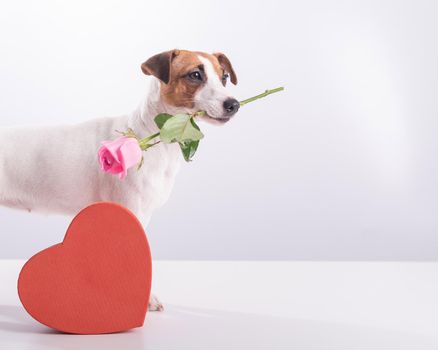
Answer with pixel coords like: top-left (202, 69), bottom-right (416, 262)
top-left (178, 118), bottom-right (201, 161)
top-left (154, 113), bottom-right (174, 129)
top-left (190, 117), bottom-right (201, 131)
top-left (179, 140), bottom-right (200, 162)
top-left (160, 114), bottom-right (204, 144)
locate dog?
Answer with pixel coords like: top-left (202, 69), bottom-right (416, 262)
top-left (0, 49), bottom-right (239, 311)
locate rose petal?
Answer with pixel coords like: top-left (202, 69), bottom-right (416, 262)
top-left (101, 137), bottom-right (131, 164)
top-left (98, 136), bottom-right (142, 180)
top-left (119, 139), bottom-right (143, 170)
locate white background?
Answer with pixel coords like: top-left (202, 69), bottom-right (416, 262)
top-left (0, 0), bottom-right (436, 260)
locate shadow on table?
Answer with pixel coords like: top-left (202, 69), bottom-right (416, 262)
top-left (0, 304), bottom-right (436, 350)
top-left (0, 304), bottom-right (144, 349)
top-left (0, 304), bottom-right (52, 334)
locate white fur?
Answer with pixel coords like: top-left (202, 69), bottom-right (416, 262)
top-left (196, 55), bottom-right (233, 122)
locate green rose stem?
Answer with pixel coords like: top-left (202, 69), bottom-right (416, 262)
top-left (134, 86), bottom-right (284, 150)
top-left (138, 132), bottom-right (160, 149)
top-left (239, 86), bottom-right (284, 106)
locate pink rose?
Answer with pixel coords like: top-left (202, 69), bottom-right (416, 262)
top-left (98, 137), bottom-right (142, 180)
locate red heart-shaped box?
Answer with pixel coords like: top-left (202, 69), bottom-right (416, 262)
top-left (17, 202), bottom-right (152, 334)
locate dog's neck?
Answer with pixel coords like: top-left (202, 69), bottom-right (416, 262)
top-left (132, 78), bottom-right (192, 135)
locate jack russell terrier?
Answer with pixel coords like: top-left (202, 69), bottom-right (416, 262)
top-left (0, 49), bottom-right (239, 311)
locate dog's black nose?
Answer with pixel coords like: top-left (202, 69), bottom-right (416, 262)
top-left (223, 98), bottom-right (240, 116)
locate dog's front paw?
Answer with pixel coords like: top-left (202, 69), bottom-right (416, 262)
top-left (148, 294), bottom-right (164, 312)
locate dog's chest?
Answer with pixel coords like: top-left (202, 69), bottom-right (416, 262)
top-left (134, 142), bottom-right (181, 210)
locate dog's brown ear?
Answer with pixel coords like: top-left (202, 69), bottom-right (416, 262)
top-left (141, 50), bottom-right (179, 84)
top-left (213, 52), bottom-right (238, 85)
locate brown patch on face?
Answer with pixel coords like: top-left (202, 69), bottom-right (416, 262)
top-left (159, 50), bottom-right (204, 109)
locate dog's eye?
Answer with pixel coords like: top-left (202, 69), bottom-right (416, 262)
top-left (222, 73), bottom-right (229, 86)
top-left (188, 71), bottom-right (203, 82)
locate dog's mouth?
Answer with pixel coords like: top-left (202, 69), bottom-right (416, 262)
top-left (203, 114), bottom-right (231, 124)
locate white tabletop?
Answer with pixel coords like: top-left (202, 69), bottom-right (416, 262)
top-left (1, 260), bottom-right (437, 349)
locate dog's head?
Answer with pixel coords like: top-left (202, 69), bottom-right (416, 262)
top-left (141, 49), bottom-right (239, 124)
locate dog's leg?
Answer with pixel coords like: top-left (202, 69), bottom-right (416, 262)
top-left (134, 211), bottom-right (164, 312)
top-left (148, 294), bottom-right (164, 312)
